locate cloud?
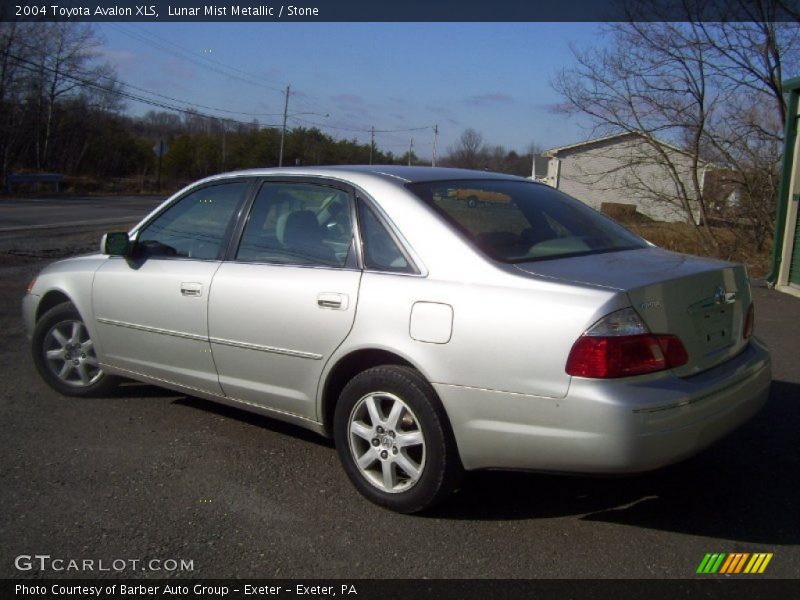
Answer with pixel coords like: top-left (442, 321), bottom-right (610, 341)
top-left (97, 48), bottom-right (136, 66)
top-left (425, 105), bottom-right (453, 116)
top-left (464, 93), bottom-right (514, 107)
top-left (332, 93), bottom-right (364, 105)
top-left (536, 102), bottom-right (568, 113)
top-left (161, 57), bottom-right (198, 80)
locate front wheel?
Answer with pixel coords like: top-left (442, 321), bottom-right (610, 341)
top-left (334, 365), bottom-right (462, 513)
top-left (32, 301), bottom-right (118, 397)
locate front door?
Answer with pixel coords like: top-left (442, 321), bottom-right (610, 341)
top-left (93, 180), bottom-right (250, 394)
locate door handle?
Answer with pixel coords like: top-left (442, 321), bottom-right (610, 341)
top-left (180, 282), bottom-right (203, 297)
top-left (317, 292), bottom-right (348, 310)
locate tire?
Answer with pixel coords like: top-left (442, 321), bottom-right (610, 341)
top-left (31, 301), bottom-right (118, 397)
top-left (333, 365), bottom-right (462, 513)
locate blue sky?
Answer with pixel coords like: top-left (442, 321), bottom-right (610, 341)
top-left (97, 22), bottom-right (604, 159)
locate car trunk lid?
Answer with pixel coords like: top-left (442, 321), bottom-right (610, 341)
top-left (515, 247), bottom-right (751, 377)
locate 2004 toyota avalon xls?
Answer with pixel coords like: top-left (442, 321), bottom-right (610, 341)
top-left (23, 166), bottom-right (771, 512)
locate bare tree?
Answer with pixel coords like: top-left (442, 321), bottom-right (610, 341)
top-left (553, 21), bottom-right (720, 248)
top-left (0, 22), bottom-right (38, 179)
top-left (35, 24), bottom-right (106, 169)
top-left (446, 128), bottom-right (487, 169)
top-left (552, 0), bottom-right (799, 252)
top-left (3, 23), bottom-right (113, 171)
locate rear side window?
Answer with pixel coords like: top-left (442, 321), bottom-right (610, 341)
top-left (408, 179), bottom-right (646, 263)
top-left (136, 182), bottom-right (247, 260)
top-left (358, 201), bottom-right (414, 273)
top-left (236, 182), bottom-right (354, 267)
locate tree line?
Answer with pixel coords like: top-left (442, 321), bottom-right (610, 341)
top-left (0, 22), bottom-right (536, 194)
top-left (4, 9), bottom-right (795, 256)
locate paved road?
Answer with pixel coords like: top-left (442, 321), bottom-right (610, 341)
top-left (0, 196), bottom-right (165, 236)
top-left (0, 230), bottom-right (797, 580)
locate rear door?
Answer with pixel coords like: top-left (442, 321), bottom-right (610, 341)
top-left (207, 180), bottom-right (361, 420)
top-left (93, 180), bottom-right (251, 393)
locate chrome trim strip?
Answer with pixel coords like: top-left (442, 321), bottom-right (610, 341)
top-left (96, 318), bottom-right (321, 360)
top-left (209, 336), bottom-right (323, 360)
top-left (222, 393), bottom-right (322, 425)
top-left (95, 317), bottom-right (207, 342)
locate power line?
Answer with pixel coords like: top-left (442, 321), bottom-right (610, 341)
top-left (104, 25), bottom-right (437, 151)
top-left (105, 78), bottom-right (285, 118)
top-left (11, 51), bottom-right (433, 157)
top-left (8, 41), bottom-right (438, 157)
top-left (292, 116), bottom-right (434, 134)
top-left (10, 35), bottom-right (285, 119)
top-left (9, 54), bottom-right (282, 128)
top-left (122, 24), bottom-right (285, 91)
top-left (108, 24), bottom-right (333, 118)
top-left (107, 23), bottom-right (287, 95)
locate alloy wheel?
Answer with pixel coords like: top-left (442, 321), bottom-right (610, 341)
top-left (347, 391), bottom-right (426, 493)
top-left (42, 319), bottom-right (103, 387)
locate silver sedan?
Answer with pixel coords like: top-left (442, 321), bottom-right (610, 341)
top-left (23, 166), bottom-right (771, 512)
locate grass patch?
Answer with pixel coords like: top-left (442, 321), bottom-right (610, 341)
top-left (626, 221), bottom-right (771, 278)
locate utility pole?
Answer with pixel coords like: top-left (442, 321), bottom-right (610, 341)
top-left (279, 84), bottom-right (290, 167)
top-left (156, 141), bottom-right (163, 192)
top-left (408, 138), bottom-right (414, 166)
top-left (153, 139), bottom-right (166, 192)
top-left (432, 124), bottom-right (439, 167)
top-left (221, 119), bottom-right (227, 171)
top-left (369, 126), bottom-right (375, 165)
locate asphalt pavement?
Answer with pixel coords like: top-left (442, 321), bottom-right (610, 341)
top-left (0, 195), bottom-right (165, 237)
top-left (0, 207), bottom-right (797, 580)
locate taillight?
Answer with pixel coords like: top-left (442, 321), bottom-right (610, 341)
top-left (743, 303), bottom-right (754, 339)
top-left (26, 277), bottom-right (37, 294)
top-left (566, 307), bottom-right (688, 378)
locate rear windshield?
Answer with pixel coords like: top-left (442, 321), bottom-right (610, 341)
top-left (407, 179), bottom-right (646, 263)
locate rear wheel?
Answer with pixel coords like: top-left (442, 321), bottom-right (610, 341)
top-left (334, 365), bottom-right (462, 513)
top-left (32, 302), bottom-right (118, 397)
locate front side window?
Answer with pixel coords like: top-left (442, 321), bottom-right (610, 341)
top-left (408, 179), bottom-right (646, 263)
top-left (136, 182), bottom-right (248, 260)
top-left (236, 182), bottom-right (354, 267)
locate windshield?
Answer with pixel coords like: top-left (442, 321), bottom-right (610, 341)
top-left (407, 179), bottom-right (647, 263)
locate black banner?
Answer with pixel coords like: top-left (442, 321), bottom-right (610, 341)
top-left (3, 579), bottom-right (800, 600)
top-left (2, 0), bottom-right (800, 22)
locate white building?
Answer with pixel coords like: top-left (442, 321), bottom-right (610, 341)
top-left (543, 132), bottom-right (705, 223)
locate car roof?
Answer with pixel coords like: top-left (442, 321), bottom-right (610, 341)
top-left (205, 165), bottom-right (529, 186)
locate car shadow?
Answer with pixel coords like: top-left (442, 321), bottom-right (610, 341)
top-left (427, 379), bottom-right (799, 545)
top-left (101, 377), bottom-right (798, 544)
top-left (173, 395), bottom-right (334, 447)
top-left (102, 380), bottom-right (184, 398)
top-left (98, 380), bottom-right (334, 447)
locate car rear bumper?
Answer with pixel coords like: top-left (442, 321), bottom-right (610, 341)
top-left (435, 338), bottom-right (771, 472)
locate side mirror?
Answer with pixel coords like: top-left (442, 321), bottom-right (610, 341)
top-left (101, 232), bottom-right (131, 256)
